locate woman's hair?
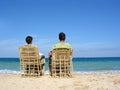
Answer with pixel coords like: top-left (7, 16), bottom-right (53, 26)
top-left (26, 36), bottom-right (33, 44)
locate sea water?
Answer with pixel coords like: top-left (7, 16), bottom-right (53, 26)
top-left (0, 57), bottom-right (120, 74)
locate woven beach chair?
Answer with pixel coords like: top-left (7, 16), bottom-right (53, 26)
top-left (19, 45), bottom-right (42, 77)
top-left (50, 48), bottom-right (73, 78)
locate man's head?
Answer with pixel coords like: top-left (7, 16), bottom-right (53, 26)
top-left (26, 36), bottom-right (33, 44)
top-left (59, 32), bottom-right (66, 41)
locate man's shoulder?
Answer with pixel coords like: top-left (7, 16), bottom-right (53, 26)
top-left (66, 43), bottom-right (72, 49)
top-left (52, 42), bottom-right (72, 50)
top-left (53, 43), bottom-right (60, 46)
top-left (65, 42), bottom-right (71, 46)
top-left (54, 42), bottom-right (71, 46)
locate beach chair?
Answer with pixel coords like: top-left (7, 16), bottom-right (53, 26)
top-left (50, 48), bottom-right (73, 77)
top-left (19, 45), bottom-right (42, 77)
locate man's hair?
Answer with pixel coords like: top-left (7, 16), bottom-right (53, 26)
top-left (26, 36), bottom-right (33, 44)
top-left (59, 32), bottom-right (66, 41)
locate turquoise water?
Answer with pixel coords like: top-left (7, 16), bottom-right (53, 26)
top-left (0, 57), bottom-right (120, 74)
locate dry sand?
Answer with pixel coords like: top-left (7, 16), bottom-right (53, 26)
top-left (0, 73), bottom-right (120, 90)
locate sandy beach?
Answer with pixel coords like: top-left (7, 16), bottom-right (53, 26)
top-left (0, 73), bottom-right (120, 90)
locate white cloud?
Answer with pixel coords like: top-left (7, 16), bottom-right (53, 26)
top-left (0, 38), bottom-right (120, 57)
top-left (72, 42), bottom-right (120, 57)
top-left (0, 37), bottom-right (56, 57)
top-left (0, 39), bottom-right (22, 57)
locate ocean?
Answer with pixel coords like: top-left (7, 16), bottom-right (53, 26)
top-left (0, 57), bottom-right (120, 74)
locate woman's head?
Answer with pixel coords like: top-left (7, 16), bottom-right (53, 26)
top-left (26, 36), bottom-right (33, 44)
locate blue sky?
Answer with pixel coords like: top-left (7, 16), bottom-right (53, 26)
top-left (0, 0), bottom-right (120, 57)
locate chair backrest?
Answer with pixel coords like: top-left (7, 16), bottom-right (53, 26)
top-left (51, 48), bottom-right (73, 77)
top-left (19, 45), bottom-right (40, 77)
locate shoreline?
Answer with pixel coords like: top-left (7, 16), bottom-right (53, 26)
top-left (1, 73), bottom-right (120, 90)
top-left (1, 70), bottom-right (120, 74)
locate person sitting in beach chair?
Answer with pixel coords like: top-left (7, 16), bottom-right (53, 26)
top-left (49, 32), bottom-right (73, 77)
top-left (19, 36), bottom-right (45, 76)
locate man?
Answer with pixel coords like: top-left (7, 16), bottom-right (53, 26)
top-left (20, 36), bottom-right (45, 75)
top-left (49, 32), bottom-right (72, 55)
top-left (49, 32), bottom-right (72, 75)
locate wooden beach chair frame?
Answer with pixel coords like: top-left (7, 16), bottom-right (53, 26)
top-left (19, 45), bottom-right (42, 77)
top-left (50, 48), bottom-right (73, 77)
